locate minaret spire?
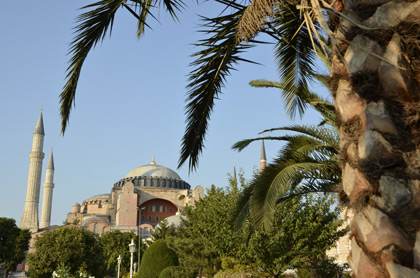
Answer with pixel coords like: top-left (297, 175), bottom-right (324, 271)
top-left (231, 161), bottom-right (238, 192)
top-left (20, 109), bottom-right (45, 231)
top-left (260, 133), bottom-right (267, 172)
top-left (233, 161), bottom-right (237, 183)
top-left (40, 149), bottom-right (55, 229)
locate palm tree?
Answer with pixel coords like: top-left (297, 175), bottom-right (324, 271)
top-left (232, 83), bottom-right (340, 230)
top-left (59, 0), bottom-right (322, 169)
top-left (234, 0), bottom-right (420, 276)
top-left (178, 2), bottom-right (323, 171)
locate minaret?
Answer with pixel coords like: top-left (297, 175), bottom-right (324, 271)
top-left (260, 133), bottom-right (267, 172)
top-left (233, 161), bottom-right (237, 183)
top-left (40, 149), bottom-right (55, 229)
top-left (231, 161), bottom-right (238, 192)
top-left (20, 110), bottom-right (45, 231)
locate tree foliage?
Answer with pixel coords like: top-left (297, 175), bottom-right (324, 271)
top-left (99, 230), bottom-right (140, 276)
top-left (138, 239), bottom-right (178, 278)
top-left (0, 218), bottom-right (31, 273)
top-left (27, 226), bottom-right (105, 278)
top-left (166, 178), bottom-right (344, 278)
top-left (244, 195), bottom-right (345, 277)
top-left (151, 218), bottom-right (178, 241)
top-left (168, 184), bottom-right (245, 277)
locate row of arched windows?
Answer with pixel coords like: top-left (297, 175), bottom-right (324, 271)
top-left (141, 215), bottom-right (161, 222)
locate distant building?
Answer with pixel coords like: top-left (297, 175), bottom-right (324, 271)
top-left (66, 156), bottom-right (204, 238)
top-left (326, 209), bottom-right (353, 267)
top-left (19, 111), bottom-right (204, 272)
top-left (19, 110), bottom-right (270, 271)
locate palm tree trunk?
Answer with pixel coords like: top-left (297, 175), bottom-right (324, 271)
top-left (332, 0), bottom-right (420, 276)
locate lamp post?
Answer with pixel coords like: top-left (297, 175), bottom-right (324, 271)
top-left (117, 255), bottom-right (121, 278)
top-left (137, 207), bottom-right (145, 271)
top-left (129, 239), bottom-right (136, 278)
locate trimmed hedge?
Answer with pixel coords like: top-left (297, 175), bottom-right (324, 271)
top-left (158, 266), bottom-right (173, 278)
top-left (138, 239), bottom-right (178, 278)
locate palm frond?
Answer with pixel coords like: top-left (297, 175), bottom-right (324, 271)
top-left (160, 0), bottom-right (186, 21)
top-left (60, 0), bottom-right (127, 134)
top-left (60, 0), bottom-right (185, 134)
top-left (134, 0), bottom-right (154, 37)
top-left (250, 153), bottom-right (340, 229)
top-left (178, 10), bottom-right (259, 171)
top-left (272, 4), bottom-right (322, 119)
top-left (230, 184), bottom-right (253, 230)
top-left (232, 95), bottom-right (340, 229)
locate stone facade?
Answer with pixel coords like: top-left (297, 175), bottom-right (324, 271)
top-left (66, 161), bottom-right (204, 238)
top-left (326, 209), bottom-right (353, 266)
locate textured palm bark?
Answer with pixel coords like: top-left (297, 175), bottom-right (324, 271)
top-left (331, 0), bottom-right (420, 276)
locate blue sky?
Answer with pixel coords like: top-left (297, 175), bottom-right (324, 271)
top-left (0, 1), bottom-right (328, 225)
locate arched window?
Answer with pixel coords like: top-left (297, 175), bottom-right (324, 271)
top-left (162, 205), bottom-right (166, 213)
top-left (94, 223), bottom-right (99, 234)
top-left (148, 215), bottom-right (152, 222)
top-left (102, 226), bottom-right (107, 234)
top-left (141, 215), bottom-right (145, 221)
top-left (155, 216), bottom-right (160, 222)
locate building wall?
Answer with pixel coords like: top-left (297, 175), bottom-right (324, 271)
top-left (139, 199), bottom-right (178, 224)
top-left (326, 209), bottom-right (353, 265)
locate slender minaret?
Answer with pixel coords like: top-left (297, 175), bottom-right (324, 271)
top-left (260, 133), bottom-right (267, 172)
top-left (40, 149), bottom-right (55, 229)
top-left (20, 110), bottom-right (45, 231)
top-left (233, 161), bottom-right (237, 183)
top-left (231, 161), bottom-right (238, 192)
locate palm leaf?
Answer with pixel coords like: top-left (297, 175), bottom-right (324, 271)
top-left (178, 10), bottom-right (260, 171)
top-left (232, 99), bottom-right (340, 229)
top-left (60, 0), bottom-right (127, 134)
top-left (60, 0), bottom-right (185, 134)
top-left (272, 4), bottom-right (322, 119)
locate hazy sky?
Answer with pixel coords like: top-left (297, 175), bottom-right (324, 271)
top-left (0, 1), bottom-right (327, 226)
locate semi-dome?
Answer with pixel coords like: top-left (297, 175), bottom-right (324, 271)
top-left (87, 194), bottom-right (111, 200)
top-left (125, 164), bottom-right (181, 180)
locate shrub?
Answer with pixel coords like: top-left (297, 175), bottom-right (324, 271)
top-left (138, 239), bottom-right (178, 278)
top-left (158, 266), bottom-right (174, 278)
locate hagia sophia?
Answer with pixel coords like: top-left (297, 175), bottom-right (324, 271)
top-left (19, 110), bottom-right (204, 257)
top-left (18, 110), bottom-right (351, 269)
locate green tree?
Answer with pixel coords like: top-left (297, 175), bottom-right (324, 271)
top-left (0, 218), bottom-right (31, 274)
top-left (137, 239), bottom-right (178, 278)
top-left (99, 230), bottom-right (139, 276)
top-left (168, 184), bottom-right (245, 277)
top-left (27, 226), bottom-right (105, 278)
top-left (244, 195), bottom-right (345, 278)
top-left (151, 219), bottom-right (178, 241)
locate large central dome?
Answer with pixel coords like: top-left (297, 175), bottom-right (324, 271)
top-left (125, 164), bottom-right (181, 179)
top-left (113, 157), bottom-right (190, 190)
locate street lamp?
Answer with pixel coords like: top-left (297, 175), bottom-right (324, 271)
top-left (129, 239), bottom-right (136, 278)
top-left (117, 255), bottom-right (121, 278)
top-left (137, 207), bottom-right (145, 271)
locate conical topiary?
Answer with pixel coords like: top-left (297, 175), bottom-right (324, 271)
top-left (138, 239), bottom-right (179, 278)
